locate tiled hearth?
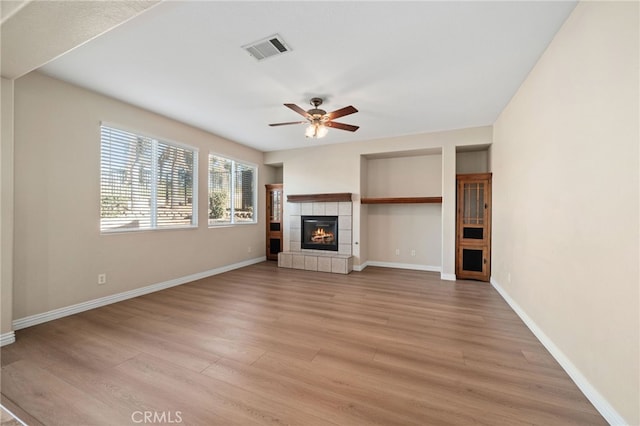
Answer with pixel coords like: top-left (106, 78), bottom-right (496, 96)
top-left (278, 197), bottom-right (353, 274)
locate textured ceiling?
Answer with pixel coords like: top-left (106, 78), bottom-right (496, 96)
top-left (0, 0), bottom-right (160, 78)
top-left (8, 1), bottom-right (577, 152)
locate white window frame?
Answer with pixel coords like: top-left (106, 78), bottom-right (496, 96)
top-left (100, 123), bottom-right (198, 233)
top-left (208, 153), bottom-right (258, 227)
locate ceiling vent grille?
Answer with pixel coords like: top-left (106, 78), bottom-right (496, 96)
top-left (242, 34), bottom-right (291, 61)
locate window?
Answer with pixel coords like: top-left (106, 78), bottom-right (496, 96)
top-left (208, 154), bottom-right (257, 225)
top-left (100, 125), bottom-right (198, 232)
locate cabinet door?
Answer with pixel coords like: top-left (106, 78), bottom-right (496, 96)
top-left (457, 245), bottom-right (490, 281)
top-left (456, 174), bottom-right (491, 281)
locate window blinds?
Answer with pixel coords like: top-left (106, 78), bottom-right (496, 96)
top-left (208, 154), bottom-right (256, 225)
top-left (100, 125), bottom-right (197, 232)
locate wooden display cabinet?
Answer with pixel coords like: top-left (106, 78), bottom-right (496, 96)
top-left (265, 184), bottom-right (283, 261)
top-left (456, 173), bottom-right (492, 281)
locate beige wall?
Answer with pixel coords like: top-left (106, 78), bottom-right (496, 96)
top-left (367, 204), bottom-right (441, 267)
top-left (365, 155), bottom-right (442, 267)
top-left (273, 166), bottom-right (283, 184)
top-left (492, 1), bottom-right (639, 424)
top-left (366, 155), bottom-right (441, 197)
top-left (440, 144), bottom-right (457, 279)
top-left (13, 72), bottom-right (267, 320)
top-left (265, 127), bottom-right (492, 272)
top-left (1, 77), bottom-right (14, 335)
top-left (456, 150), bottom-right (488, 174)
top-left (359, 155), bottom-right (369, 264)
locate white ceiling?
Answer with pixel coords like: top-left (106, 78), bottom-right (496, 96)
top-left (15, 1), bottom-right (577, 152)
top-left (0, 0), bottom-right (160, 78)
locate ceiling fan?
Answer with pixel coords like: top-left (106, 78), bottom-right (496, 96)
top-left (269, 97), bottom-right (359, 138)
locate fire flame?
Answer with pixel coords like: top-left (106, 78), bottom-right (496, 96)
top-left (311, 227), bottom-right (334, 243)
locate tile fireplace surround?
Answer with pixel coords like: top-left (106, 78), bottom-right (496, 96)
top-left (278, 194), bottom-right (353, 274)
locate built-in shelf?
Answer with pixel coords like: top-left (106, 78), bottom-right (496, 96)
top-left (360, 196), bottom-right (443, 204)
top-left (287, 193), bottom-right (352, 203)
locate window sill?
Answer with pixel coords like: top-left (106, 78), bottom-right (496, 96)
top-left (101, 225), bottom-right (198, 234)
top-left (208, 221), bottom-right (257, 228)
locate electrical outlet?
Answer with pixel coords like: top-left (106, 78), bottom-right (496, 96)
top-left (395, 248), bottom-right (400, 256)
top-left (411, 249), bottom-right (416, 257)
top-left (98, 273), bottom-right (107, 285)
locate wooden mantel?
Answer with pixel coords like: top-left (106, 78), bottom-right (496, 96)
top-left (287, 193), bottom-right (353, 203)
top-left (360, 196), bottom-right (443, 204)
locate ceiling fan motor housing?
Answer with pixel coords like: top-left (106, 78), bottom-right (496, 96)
top-left (308, 98), bottom-right (326, 117)
top-left (308, 108), bottom-right (326, 117)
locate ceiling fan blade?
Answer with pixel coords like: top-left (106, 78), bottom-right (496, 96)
top-left (284, 103), bottom-right (311, 118)
top-left (325, 121), bottom-right (359, 132)
top-left (326, 105), bottom-right (358, 120)
top-left (269, 121), bottom-right (308, 127)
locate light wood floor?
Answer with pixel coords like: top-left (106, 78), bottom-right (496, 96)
top-left (1, 262), bottom-right (606, 425)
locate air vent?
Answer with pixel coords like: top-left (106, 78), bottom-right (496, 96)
top-left (242, 34), bottom-right (291, 61)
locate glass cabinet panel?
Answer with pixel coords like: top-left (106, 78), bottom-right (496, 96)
top-left (463, 182), bottom-right (485, 225)
top-left (270, 190), bottom-right (281, 222)
top-left (266, 184), bottom-right (283, 261)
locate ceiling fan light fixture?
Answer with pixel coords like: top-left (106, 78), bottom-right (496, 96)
top-left (305, 121), bottom-right (328, 139)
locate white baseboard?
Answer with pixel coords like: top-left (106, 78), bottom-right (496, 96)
top-left (361, 260), bottom-right (441, 273)
top-left (356, 261), bottom-right (452, 278)
top-left (353, 262), bottom-right (368, 272)
top-left (12, 256), bottom-right (266, 331)
top-left (0, 403), bottom-right (27, 426)
top-left (0, 331), bottom-right (15, 347)
top-left (490, 277), bottom-right (627, 426)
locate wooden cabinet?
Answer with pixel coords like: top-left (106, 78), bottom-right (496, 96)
top-left (265, 184), bottom-right (283, 261)
top-left (456, 173), bottom-right (491, 281)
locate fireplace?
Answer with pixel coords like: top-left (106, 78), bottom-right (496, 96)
top-left (278, 196), bottom-right (353, 273)
top-left (301, 216), bottom-right (339, 251)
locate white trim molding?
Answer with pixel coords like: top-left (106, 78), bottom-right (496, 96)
top-left (353, 262), bottom-right (368, 272)
top-left (355, 261), bottom-right (443, 274)
top-left (440, 272), bottom-right (456, 281)
top-left (490, 277), bottom-right (627, 426)
top-left (0, 403), bottom-right (27, 426)
top-left (365, 261), bottom-right (441, 273)
top-left (0, 331), bottom-right (15, 346)
top-left (12, 257), bottom-right (266, 331)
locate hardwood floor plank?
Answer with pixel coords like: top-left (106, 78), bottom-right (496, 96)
top-left (522, 348), bottom-right (562, 368)
top-left (373, 346), bottom-right (595, 413)
top-left (1, 394), bottom-right (44, 426)
top-left (253, 351), bottom-right (499, 426)
top-left (41, 349), bottom-right (240, 426)
top-left (119, 353), bottom-right (332, 426)
top-left (204, 356), bottom-right (421, 426)
top-left (1, 360), bottom-right (132, 426)
top-left (0, 262), bottom-right (606, 425)
top-left (60, 313), bottom-right (221, 373)
top-left (24, 317), bottom-right (140, 370)
top-left (313, 347), bottom-right (604, 425)
top-left (311, 349), bottom-right (533, 426)
top-left (124, 314), bottom-right (318, 362)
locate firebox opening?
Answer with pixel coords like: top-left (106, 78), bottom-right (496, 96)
top-left (301, 216), bottom-right (339, 251)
